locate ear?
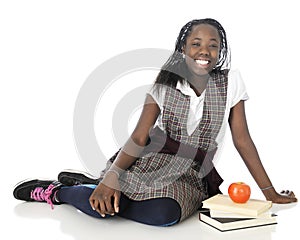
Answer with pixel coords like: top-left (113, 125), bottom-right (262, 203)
top-left (181, 46), bottom-right (185, 54)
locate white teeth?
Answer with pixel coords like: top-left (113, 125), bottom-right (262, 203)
top-left (195, 59), bottom-right (209, 65)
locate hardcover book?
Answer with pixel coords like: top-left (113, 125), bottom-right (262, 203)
top-left (199, 208), bottom-right (277, 232)
top-left (202, 194), bottom-right (272, 217)
top-left (209, 209), bottom-right (273, 219)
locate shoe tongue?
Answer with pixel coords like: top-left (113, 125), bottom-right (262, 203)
top-left (30, 182), bottom-right (61, 209)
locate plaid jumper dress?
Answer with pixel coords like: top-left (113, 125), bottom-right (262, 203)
top-left (102, 70), bottom-right (228, 221)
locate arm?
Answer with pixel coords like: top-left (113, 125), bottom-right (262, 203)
top-left (110, 94), bottom-right (161, 170)
top-left (89, 94), bottom-right (161, 216)
top-left (228, 100), bottom-right (297, 203)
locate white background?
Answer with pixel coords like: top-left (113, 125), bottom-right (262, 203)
top-left (1, 0), bottom-right (299, 239)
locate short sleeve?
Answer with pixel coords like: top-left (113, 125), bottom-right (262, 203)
top-left (147, 85), bottom-right (166, 112)
top-left (228, 69), bottom-right (249, 108)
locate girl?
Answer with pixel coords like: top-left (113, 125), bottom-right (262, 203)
top-left (13, 18), bottom-right (297, 227)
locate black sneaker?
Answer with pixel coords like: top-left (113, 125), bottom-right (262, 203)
top-left (13, 179), bottom-right (62, 209)
top-left (58, 169), bottom-right (100, 186)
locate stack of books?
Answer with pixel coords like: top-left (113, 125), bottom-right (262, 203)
top-left (199, 194), bottom-right (277, 232)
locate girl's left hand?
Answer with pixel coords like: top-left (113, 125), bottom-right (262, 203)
top-left (267, 190), bottom-right (297, 204)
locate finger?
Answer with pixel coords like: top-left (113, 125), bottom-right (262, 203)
top-left (99, 200), bottom-right (107, 217)
top-left (89, 198), bottom-right (96, 211)
top-left (114, 192), bottom-right (120, 213)
top-left (93, 199), bottom-right (102, 214)
top-left (284, 195), bottom-right (297, 203)
top-left (90, 198), bottom-right (100, 212)
top-left (280, 190), bottom-right (290, 195)
top-left (280, 191), bottom-right (297, 203)
top-left (288, 191), bottom-right (296, 198)
top-left (104, 196), bottom-right (115, 215)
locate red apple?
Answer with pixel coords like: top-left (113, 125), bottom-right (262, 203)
top-left (228, 182), bottom-right (251, 203)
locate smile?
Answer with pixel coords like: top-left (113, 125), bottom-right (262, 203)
top-left (195, 59), bottom-right (210, 66)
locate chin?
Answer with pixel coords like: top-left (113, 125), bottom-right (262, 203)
top-left (193, 68), bottom-right (211, 76)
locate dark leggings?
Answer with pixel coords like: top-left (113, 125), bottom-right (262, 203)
top-left (56, 184), bottom-right (181, 226)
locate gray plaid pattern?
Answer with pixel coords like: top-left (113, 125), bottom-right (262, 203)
top-left (102, 70), bottom-right (228, 221)
top-left (162, 70), bottom-right (228, 150)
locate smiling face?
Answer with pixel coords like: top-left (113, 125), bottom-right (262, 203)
top-left (182, 24), bottom-right (221, 79)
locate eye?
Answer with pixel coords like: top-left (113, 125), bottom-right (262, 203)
top-left (209, 44), bottom-right (219, 48)
top-left (192, 42), bottom-right (200, 47)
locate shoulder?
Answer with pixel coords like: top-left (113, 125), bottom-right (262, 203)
top-left (227, 68), bottom-right (247, 89)
top-left (227, 69), bottom-right (249, 107)
top-left (228, 68), bottom-right (243, 81)
top-left (147, 84), bottom-right (170, 110)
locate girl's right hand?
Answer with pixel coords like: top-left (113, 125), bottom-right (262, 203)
top-left (89, 173), bottom-right (121, 217)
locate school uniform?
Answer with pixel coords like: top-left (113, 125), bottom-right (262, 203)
top-left (100, 69), bottom-right (249, 221)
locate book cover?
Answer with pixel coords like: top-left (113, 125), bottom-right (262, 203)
top-left (209, 209), bottom-right (273, 219)
top-left (199, 208), bottom-right (277, 232)
top-left (202, 194), bottom-right (272, 217)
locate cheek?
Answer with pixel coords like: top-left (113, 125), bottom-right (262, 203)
top-left (185, 55), bottom-right (194, 65)
top-left (212, 50), bottom-right (220, 64)
top-left (213, 49), bottom-right (220, 58)
top-left (183, 46), bottom-right (195, 57)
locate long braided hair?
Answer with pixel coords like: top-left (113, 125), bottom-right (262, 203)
top-left (154, 18), bottom-right (230, 89)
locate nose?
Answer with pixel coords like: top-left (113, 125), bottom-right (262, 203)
top-left (199, 45), bottom-right (209, 56)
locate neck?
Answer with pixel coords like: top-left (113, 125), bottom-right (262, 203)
top-left (188, 75), bottom-right (209, 96)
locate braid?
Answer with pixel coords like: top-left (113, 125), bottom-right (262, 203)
top-left (154, 18), bottom-right (230, 91)
top-left (175, 19), bottom-right (199, 53)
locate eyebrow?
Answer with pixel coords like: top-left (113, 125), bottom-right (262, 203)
top-left (192, 37), bottom-right (219, 42)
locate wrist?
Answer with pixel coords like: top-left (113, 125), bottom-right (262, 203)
top-left (101, 172), bottom-right (120, 191)
top-left (261, 186), bottom-right (277, 201)
top-left (260, 185), bottom-right (274, 191)
top-left (100, 164), bottom-right (125, 191)
top-left (106, 169), bottom-right (120, 178)
top-left (104, 164), bottom-right (125, 179)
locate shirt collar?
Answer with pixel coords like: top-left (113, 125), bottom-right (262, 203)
top-left (176, 81), bottom-right (206, 97)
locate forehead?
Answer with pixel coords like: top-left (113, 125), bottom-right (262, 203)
top-left (187, 24), bottom-right (220, 41)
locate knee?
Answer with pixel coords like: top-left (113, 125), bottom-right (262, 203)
top-left (119, 196), bottom-right (181, 226)
top-left (151, 199), bottom-right (181, 226)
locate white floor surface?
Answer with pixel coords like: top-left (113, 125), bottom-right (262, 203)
top-left (4, 168), bottom-right (299, 240)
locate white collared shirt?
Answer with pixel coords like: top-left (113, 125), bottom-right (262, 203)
top-left (148, 69), bottom-right (249, 140)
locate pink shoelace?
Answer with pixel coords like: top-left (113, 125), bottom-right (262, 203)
top-left (30, 184), bottom-right (56, 209)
